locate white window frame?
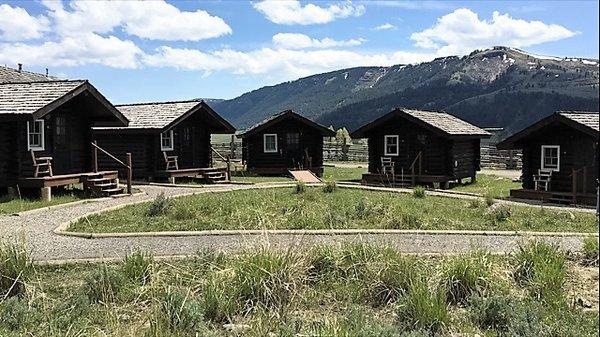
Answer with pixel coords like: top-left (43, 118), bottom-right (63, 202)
top-left (27, 119), bottom-right (45, 151)
top-left (263, 133), bottom-right (278, 153)
top-left (540, 145), bottom-right (560, 172)
top-left (160, 130), bottom-right (174, 151)
top-left (384, 135), bottom-right (399, 156)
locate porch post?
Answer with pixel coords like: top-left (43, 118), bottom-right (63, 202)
top-left (41, 187), bottom-right (51, 202)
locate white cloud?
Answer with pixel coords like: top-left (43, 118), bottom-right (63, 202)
top-left (0, 33), bottom-right (142, 68)
top-left (410, 8), bottom-right (577, 56)
top-left (365, 1), bottom-right (453, 10)
top-left (272, 33), bottom-right (364, 49)
top-left (372, 23), bottom-right (396, 31)
top-left (0, 4), bottom-right (50, 41)
top-left (42, 0), bottom-right (232, 41)
top-left (142, 45), bottom-right (434, 80)
top-left (253, 0), bottom-right (365, 25)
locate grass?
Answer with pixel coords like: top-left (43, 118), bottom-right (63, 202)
top-left (69, 186), bottom-right (599, 234)
top-left (1, 241), bottom-right (597, 337)
top-left (229, 166), bottom-right (367, 184)
top-left (0, 185), bottom-right (88, 215)
top-left (451, 174), bottom-right (520, 198)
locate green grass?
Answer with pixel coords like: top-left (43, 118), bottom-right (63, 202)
top-left (1, 243), bottom-right (597, 337)
top-left (0, 187), bottom-right (87, 215)
top-left (69, 187), bottom-right (599, 234)
top-left (322, 165), bottom-right (367, 181)
top-left (230, 171), bottom-right (293, 183)
top-left (451, 174), bottom-right (520, 198)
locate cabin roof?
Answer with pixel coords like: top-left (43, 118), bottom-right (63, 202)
top-left (95, 99), bottom-right (235, 133)
top-left (0, 80), bottom-right (128, 124)
top-left (497, 111), bottom-right (599, 149)
top-left (350, 108), bottom-right (491, 138)
top-left (239, 110), bottom-right (335, 138)
top-left (0, 65), bottom-right (55, 83)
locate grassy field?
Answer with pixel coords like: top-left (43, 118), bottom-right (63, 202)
top-left (0, 186), bottom-right (88, 215)
top-left (450, 174), bottom-right (521, 198)
top-left (70, 186), bottom-right (598, 233)
top-left (1, 240), bottom-right (598, 337)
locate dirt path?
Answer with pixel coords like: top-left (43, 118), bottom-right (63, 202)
top-left (0, 184), bottom-right (595, 263)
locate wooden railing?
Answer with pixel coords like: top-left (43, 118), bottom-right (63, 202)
top-left (91, 141), bottom-right (132, 194)
top-left (211, 146), bottom-right (231, 181)
top-left (409, 151), bottom-right (423, 185)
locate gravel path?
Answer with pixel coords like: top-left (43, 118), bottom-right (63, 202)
top-left (0, 184), bottom-right (595, 262)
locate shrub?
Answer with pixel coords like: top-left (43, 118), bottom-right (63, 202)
top-left (469, 293), bottom-right (512, 332)
top-left (151, 286), bottom-right (205, 335)
top-left (0, 241), bottom-right (33, 298)
top-left (83, 264), bottom-right (124, 303)
top-left (412, 186), bottom-right (426, 198)
top-left (582, 236), bottom-right (599, 266)
top-left (294, 182), bottom-right (306, 194)
top-left (122, 250), bottom-right (154, 285)
top-left (323, 180), bottom-right (337, 193)
top-left (513, 240), bottom-right (566, 302)
top-left (146, 192), bottom-right (172, 217)
top-left (484, 193), bottom-right (495, 207)
top-left (233, 249), bottom-right (306, 309)
top-left (486, 203), bottom-right (511, 222)
top-left (396, 281), bottom-right (449, 334)
top-left (0, 296), bottom-right (30, 331)
top-left (438, 250), bottom-right (492, 305)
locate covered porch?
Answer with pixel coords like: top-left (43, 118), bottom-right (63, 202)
top-left (17, 170), bottom-right (124, 201)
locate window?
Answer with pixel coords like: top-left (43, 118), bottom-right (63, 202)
top-left (541, 145), bottom-right (560, 171)
top-left (286, 132), bottom-right (299, 149)
top-left (183, 127), bottom-right (191, 145)
top-left (55, 115), bottom-right (67, 144)
top-left (161, 130), bottom-right (174, 151)
top-left (27, 119), bottom-right (44, 151)
top-left (384, 135), bottom-right (399, 156)
top-left (263, 134), bottom-right (278, 153)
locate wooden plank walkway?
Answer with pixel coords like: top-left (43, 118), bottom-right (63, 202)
top-left (289, 170), bottom-right (321, 183)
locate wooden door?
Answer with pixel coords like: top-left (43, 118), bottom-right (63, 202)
top-left (52, 114), bottom-right (71, 174)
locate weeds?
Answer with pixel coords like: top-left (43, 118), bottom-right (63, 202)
top-left (201, 273), bottom-right (239, 323)
top-left (323, 180), bottom-right (337, 193)
top-left (412, 186), bottom-right (426, 198)
top-left (582, 236), bottom-right (599, 266)
top-left (513, 240), bottom-right (566, 302)
top-left (294, 182), bottom-right (306, 194)
top-left (438, 250), bottom-right (492, 305)
top-left (396, 281), bottom-right (449, 334)
top-left (469, 293), bottom-right (512, 332)
top-left (484, 193), bottom-right (495, 207)
top-left (83, 264), bottom-right (124, 303)
top-left (146, 192), bottom-right (172, 217)
top-left (122, 250), bottom-right (154, 285)
top-left (0, 241), bottom-right (32, 298)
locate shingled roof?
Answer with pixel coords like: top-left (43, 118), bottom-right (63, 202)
top-left (238, 110), bottom-right (335, 138)
top-left (0, 65), bottom-right (55, 83)
top-left (497, 111), bottom-right (599, 149)
top-left (351, 108), bottom-right (491, 138)
top-left (96, 99), bottom-right (235, 133)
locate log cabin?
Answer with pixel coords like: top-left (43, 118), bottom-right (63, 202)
top-left (92, 100), bottom-right (236, 183)
top-left (238, 110), bottom-right (336, 176)
top-left (497, 111), bottom-right (599, 205)
top-left (0, 80), bottom-right (129, 200)
top-left (350, 108), bottom-right (490, 188)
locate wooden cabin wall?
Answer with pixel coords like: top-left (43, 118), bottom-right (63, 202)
top-left (365, 119), bottom-right (450, 176)
top-left (520, 123), bottom-right (598, 193)
top-left (167, 116), bottom-right (211, 169)
top-left (0, 122), bottom-right (17, 187)
top-left (451, 139), bottom-right (481, 179)
top-left (243, 118), bottom-right (325, 175)
top-left (93, 132), bottom-right (154, 179)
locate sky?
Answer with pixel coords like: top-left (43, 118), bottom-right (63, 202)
top-left (0, 0), bottom-right (598, 103)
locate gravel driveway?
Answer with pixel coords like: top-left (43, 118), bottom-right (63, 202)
top-left (0, 184), bottom-right (594, 262)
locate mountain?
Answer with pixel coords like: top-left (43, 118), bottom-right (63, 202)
top-left (212, 47), bottom-right (599, 135)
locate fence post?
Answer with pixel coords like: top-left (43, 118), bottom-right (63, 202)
top-left (226, 155), bottom-right (231, 181)
top-left (230, 135), bottom-right (236, 159)
top-left (341, 138), bottom-right (349, 161)
top-left (126, 153), bottom-right (132, 195)
top-left (92, 140), bottom-right (98, 173)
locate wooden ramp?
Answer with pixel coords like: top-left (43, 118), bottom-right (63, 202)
top-left (289, 170), bottom-right (321, 183)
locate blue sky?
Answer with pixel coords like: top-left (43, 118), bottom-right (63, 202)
top-left (0, 1), bottom-right (598, 103)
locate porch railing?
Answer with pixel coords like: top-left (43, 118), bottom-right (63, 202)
top-left (210, 146), bottom-right (231, 181)
top-left (91, 141), bottom-right (132, 194)
top-left (409, 151), bottom-right (423, 186)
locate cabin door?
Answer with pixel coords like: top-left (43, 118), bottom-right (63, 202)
top-left (285, 132), bottom-right (302, 168)
top-left (410, 133), bottom-right (428, 175)
top-left (52, 114), bottom-right (71, 174)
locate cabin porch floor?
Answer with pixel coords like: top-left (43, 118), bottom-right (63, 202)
top-left (156, 167), bottom-right (229, 184)
top-left (17, 171), bottom-right (121, 201)
top-left (510, 188), bottom-right (596, 206)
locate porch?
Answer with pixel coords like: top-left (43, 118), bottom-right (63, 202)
top-left (509, 189), bottom-right (596, 206)
top-left (17, 171), bottom-right (124, 201)
top-left (156, 167), bottom-right (230, 184)
top-left (361, 172), bottom-right (456, 188)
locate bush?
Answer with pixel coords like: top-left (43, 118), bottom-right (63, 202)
top-left (83, 264), bottom-right (124, 303)
top-left (0, 296), bottom-right (30, 331)
top-left (294, 182), bottom-right (306, 194)
top-left (438, 250), bottom-right (492, 305)
top-left (122, 250), bottom-right (154, 285)
top-left (322, 180), bottom-right (337, 193)
top-left (396, 281), bottom-right (449, 334)
top-left (469, 293), bottom-right (512, 332)
top-left (412, 186), bottom-right (426, 198)
top-left (582, 236), bottom-right (599, 266)
top-left (146, 192), bottom-right (172, 217)
top-left (484, 193), bottom-right (495, 207)
top-left (0, 241), bottom-right (33, 298)
top-left (151, 286), bottom-right (205, 335)
top-left (513, 240), bottom-right (566, 302)
top-left (486, 203), bottom-right (511, 222)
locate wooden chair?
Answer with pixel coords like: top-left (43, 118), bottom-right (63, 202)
top-left (30, 150), bottom-right (53, 177)
top-left (163, 151), bottom-right (179, 171)
top-left (533, 169), bottom-right (553, 191)
top-left (380, 157), bottom-right (394, 175)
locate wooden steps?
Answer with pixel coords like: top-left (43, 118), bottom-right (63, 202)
top-left (83, 172), bottom-right (124, 197)
top-left (202, 167), bottom-right (228, 183)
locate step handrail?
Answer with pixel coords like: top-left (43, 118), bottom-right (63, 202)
top-left (91, 141), bottom-right (132, 194)
top-left (409, 151), bottom-right (423, 185)
top-left (210, 146), bottom-right (231, 181)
